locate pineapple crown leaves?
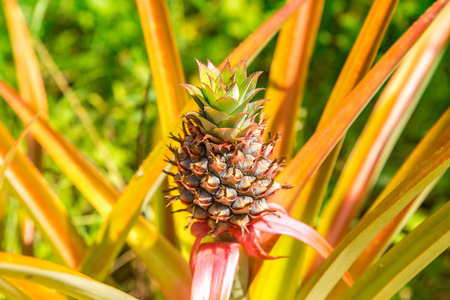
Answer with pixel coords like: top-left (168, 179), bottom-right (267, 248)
top-left (181, 58), bottom-right (267, 142)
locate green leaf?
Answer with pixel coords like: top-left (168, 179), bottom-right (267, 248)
top-left (341, 200), bottom-right (450, 300)
top-left (238, 71), bottom-right (262, 103)
top-left (297, 141), bottom-right (450, 300)
top-left (213, 97), bottom-right (240, 114)
top-left (0, 252), bottom-right (136, 300)
top-left (219, 59), bottom-right (234, 84)
top-left (217, 113), bottom-right (248, 129)
top-left (180, 83), bottom-right (208, 109)
top-left (224, 82), bottom-right (240, 101)
top-left (201, 83), bottom-right (219, 104)
top-left (233, 58), bottom-right (247, 85)
top-left (204, 107), bottom-right (231, 124)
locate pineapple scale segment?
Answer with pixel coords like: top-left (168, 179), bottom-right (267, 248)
top-left (166, 58), bottom-right (290, 232)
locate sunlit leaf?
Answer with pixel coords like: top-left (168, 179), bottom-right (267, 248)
top-left (191, 243), bottom-right (240, 300)
top-left (0, 122), bottom-right (86, 269)
top-left (79, 160), bottom-right (169, 282)
top-left (297, 141), bottom-right (450, 300)
top-left (0, 252), bottom-right (136, 300)
top-left (253, 214), bottom-right (353, 285)
top-left (0, 82), bottom-right (191, 299)
top-left (263, 0), bottom-right (325, 159)
top-left (0, 276), bottom-right (32, 300)
top-left (317, 1), bottom-right (450, 248)
top-left (3, 0), bottom-right (48, 169)
top-left (272, 0), bottom-right (447, 212)
top-left (2, 277), bottom-right (67, 300)
top-left (329, 106), bottom-right (449, 298)
top-left (288, 0), bottom-right (400, 238)
top-left (0, 113), bottom-right (39, 191)
top-left (349, 107), bottom-right (450, 276)
top-left (223, 0), bottom-right (307, 68)
top-left (136, 0), bottom-right (187, 135)
top-left (341, 200), bottom-right (450, 300)
top-left (317, 8), bottom-right (450, 295)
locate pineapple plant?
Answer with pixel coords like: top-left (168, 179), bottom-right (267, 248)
top-left (0, 0), bottom-right (448, 299)
top-left (167, 58), bottom-right (289, 233)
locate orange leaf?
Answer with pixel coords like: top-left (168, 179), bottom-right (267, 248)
top-left (0, 82), bottom-right (191, 300)
top-left (222, 0), bottom-right (307, 68)
top-left (3, 0), bottom-right (48, 169)
top-left (351, 107), bottom-right (450, 276)
top-left (263, 0), bottom-right (325, 158)
top-left (4, 278), bottom-right (67, 300)
top-left (273, 0), bottom-right (448, 212)
top-left (0, 121), bottom-right (86, 269)
top-left (317, 5), bottom-right (450, 247)
top-left (298, 140), bottom-right (450, 299)
top-left (136, 0), bottom-right (187, 135)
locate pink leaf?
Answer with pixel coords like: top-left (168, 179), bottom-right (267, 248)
top-left (229, 227), bottom-right (279, 260)
top-left (254, 213), bottom-right (354, 285)
top-left (191, 242), bottom-right (240, 300)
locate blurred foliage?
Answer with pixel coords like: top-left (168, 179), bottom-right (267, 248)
top-left (0, 0), bottom-right (448, 298)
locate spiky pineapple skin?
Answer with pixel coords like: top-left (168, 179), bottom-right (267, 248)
top-left (169, 116), bottom-right (285, 231)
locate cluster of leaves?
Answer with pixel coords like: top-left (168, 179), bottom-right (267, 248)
top-left (0, 0), bottom-right (449, 299)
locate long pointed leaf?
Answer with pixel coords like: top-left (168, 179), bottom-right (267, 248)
top-left (136, 0), bottom-right (187, 135)
top-left (0, 122), bottom-right (86, 268)
top-left (0, 252), bottom-right (136, 300)
top-left (0, 113), bottom-right (38, 191)
top-left (3, 0), bottom-right (48, 170)
top-left (291, 0), bottom-right (400, 229)
top-left (252, 0), bottom-right (401, 292)
top-left (273, 0), bottom-right (448, 212)
top-left (0, 82), bottom-right (191, 299)
top-left (317, 3), bottom-right (450, 247)
top-left (1, 277), bottom-right (67, 300)
top-left (135, 0), bottom-right (185, 248)
top-left (297, 141), bottom-right (450, 300)
top-left (350, 107), bottom-right (450, 274)
top-left (263, 0), bottom-right (325, 158)
top-left (341, 200), bottom-right (450, 300)
top-left (79, 162), bottom-right (168, 282)
top-left (224, 0), bottom-right (307, 68)
top-left (0, 276), bottom-right (32, 300)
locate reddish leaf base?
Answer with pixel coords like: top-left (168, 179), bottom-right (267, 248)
top-left (190, 209), bottom-right (354, 295)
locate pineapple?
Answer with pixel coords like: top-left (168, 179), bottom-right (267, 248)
top-left (166, 58), bottom-right (290, 233)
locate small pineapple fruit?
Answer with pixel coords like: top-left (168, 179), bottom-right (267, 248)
top-left (166, 58), bottom-right (290, 233)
